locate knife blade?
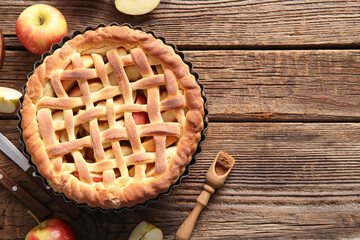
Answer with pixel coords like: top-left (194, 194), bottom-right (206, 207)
top-left (0, 133), bottom-right (81, 219)
top-left (0, 133), bottom-right (30, 172)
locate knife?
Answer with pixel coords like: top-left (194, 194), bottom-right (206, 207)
top-left (0, 133), bottom-right (81, 219)
top-left (0, 167), bottom-right (51, 220)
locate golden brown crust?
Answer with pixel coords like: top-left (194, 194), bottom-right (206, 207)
top-left (21, 26), bottom-right (204, 209)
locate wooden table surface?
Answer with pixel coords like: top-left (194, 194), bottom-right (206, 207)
top-left (2, 0), bottom-right (360, 239)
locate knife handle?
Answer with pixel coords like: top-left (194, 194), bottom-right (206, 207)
top-left (25, 167), bottom-right (81, 219)
top-left (0, 168), bottom-right (51, 220)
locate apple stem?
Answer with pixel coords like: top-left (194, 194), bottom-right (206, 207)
top-left (38, 16), bottom-right (44, 25)
top-left (26, 209), bottom-right (41, 226)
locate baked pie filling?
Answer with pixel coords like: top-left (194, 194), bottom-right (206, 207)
top-left (21, 26), bottom-right (204, 209)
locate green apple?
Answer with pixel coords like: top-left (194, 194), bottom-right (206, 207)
top-left (115, 0), bottom-right (160, 15)
top-left (0, 87), bottom-right (22, 113)
top-left (128, 221), bottom-right (163, 240)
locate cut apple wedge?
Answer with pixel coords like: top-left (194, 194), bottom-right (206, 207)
top-left (0, 87), bottom-right (22, 113)
top-left (128, 221), bottom-right (163, 240)
top-left (115, 0), bottom-right (160, 16)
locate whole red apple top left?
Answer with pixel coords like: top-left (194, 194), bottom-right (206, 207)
top-left (16, 4), bottom-right (67, 55)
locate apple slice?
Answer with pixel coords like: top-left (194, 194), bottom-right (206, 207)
top-left (117, 47), bottom-right (127, 56)
top-left (129, 221), bottom-right (163, 240)
top-left (90, 173), bottom-right (104, 183)
top-left (0, 87), bottom-right (22, 113)
top-left (144, 228), bottom-right (163, 240)
top-left (125, 65), bottom-right (142, 82)
top-left (115, 0), bottom-right (160, 16)
top-left (132, 95), bottom-right (149, 125)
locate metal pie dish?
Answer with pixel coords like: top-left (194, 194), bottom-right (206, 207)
top-left (17, 23), bottom-right (209, 214)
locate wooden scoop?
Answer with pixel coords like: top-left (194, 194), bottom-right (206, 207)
top-left (176, 152), bottom-right (235, 240)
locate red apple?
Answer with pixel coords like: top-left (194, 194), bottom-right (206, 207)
top-left (16, 4), bottom-right (67, 55)
top-left (25, 218), bottom-right (76, 240)
top-left (132, 95), bottom-right (150, 125)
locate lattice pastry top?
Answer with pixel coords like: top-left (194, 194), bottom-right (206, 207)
top-left (21, 26), bottom-right (204, 209)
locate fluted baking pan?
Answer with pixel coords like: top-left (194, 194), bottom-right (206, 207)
top-left (17, 23), bottom-right (209, 216)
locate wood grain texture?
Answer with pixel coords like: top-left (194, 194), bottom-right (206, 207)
top-left (2, 50), bottom-right (360, 121)
top-left (2, 0), bottom-right (360, 48)
top-left (187, 50), bottom-right (360, 121)
top-left (0, 30), bottom-right (4, 68)
top-left (2, 1), bottom-right (360, 239)
top-left (2, 120), bottom-right (360, 239)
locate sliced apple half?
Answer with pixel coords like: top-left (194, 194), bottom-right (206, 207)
top-left (0, 87), bottom-right (22, 113)
top-left (115, 0), bottom-right (160, 16)
top-left (128, 221), bottom-right (163, 240)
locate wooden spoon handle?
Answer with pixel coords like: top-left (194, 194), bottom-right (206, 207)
top-left (176, 185), bottom-right (215, 240)
top-left (176, 202), bottom-right (204, 240)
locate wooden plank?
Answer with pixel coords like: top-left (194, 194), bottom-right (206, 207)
top-left (2, 0), bottom-right (360, 48)
top-left (104, 204), bottom-right (360, 240)
top-left (187, 50), bottom-right (360, 121)
top-left (2, 50), bottom-right (360, 121)
top-left (2, 120), bottom-right (360, 239)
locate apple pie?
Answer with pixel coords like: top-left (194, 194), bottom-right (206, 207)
top-left (21, 26), bottom-right (204, 209)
